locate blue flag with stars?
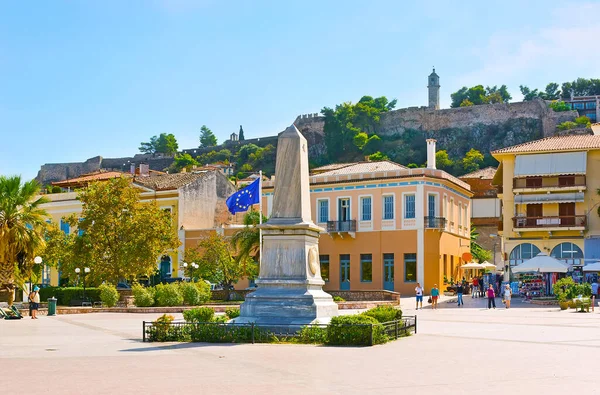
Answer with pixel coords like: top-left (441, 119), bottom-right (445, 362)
top-left (226, 178), bottom-right (260, 214)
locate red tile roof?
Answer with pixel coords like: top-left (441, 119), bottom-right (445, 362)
top-left (459, 167), bottom-right (497, 180)
top-left (315, 160), bottom-right (407, 176)
top-left (51, 171), bottom-right (129, 187)
top-left (133, 172), bottom-right (209, 191)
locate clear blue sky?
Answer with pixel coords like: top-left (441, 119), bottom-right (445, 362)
top-left (1, 1), bottom-right (598, 181)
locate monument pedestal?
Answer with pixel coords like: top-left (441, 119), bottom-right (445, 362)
top-left (235, 222), bottom-right (338, 325)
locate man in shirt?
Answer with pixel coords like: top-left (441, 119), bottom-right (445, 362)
top-left (415, 283), bottom-right (424, 310)
top-left (456, 282), bottom-right (464, 307)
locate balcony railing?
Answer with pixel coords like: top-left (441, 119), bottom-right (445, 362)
top-left (424, 217), bottom-right (447, 229)
top-left (327, 220), bottom-right (357, 232)
top-left (513, 176), bottom-right (586, 190)
top-left (512, 215), bottom-right (586, 229)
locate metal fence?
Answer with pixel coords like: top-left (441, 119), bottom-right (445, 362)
top-left (142, 315), bottom-right (417, 346)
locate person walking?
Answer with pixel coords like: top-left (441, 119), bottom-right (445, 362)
top-left (487, 284), bottom-right (496, 309)
top-left (28, 286), bottom-right (40, 319)
top-left (415, 283), bottom-right (424, 310)
top-left (503, 284), bottom-right (512, 309)
top-left (472, 277), bottom-right (479, 298)
top-left (479, 277), bottom-right (485, 298)
top-left (592, 279), bottom-right (599, 312)
top-left (431, 284), bottom-right (440, 309)
top-left (456, 282), bottom-right (464, 307)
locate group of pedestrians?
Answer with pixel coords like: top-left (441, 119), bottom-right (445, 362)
top-left (416, 278), bottom-right (513, 310)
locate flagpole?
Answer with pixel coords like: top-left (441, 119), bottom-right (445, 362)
top-left (259, 170), bottom-right (263, 270)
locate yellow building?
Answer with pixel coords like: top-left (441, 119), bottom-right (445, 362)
top-left (492, 135), bottom-right (600, 281)
top-left (260, 143), bottom-right (473, 295)
top-left (39, 168), bottom-right (236, 286)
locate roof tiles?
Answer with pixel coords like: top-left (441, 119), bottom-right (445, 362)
top-left (315, 160), bottom-right (407, 177)
top-left (133, 172), bottom-right (208, 191)
top-left (491, 134), bottom-right (600, 155)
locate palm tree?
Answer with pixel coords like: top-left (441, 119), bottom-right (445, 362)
top-left (0, 176), bottom-right (48, 304)
top-left (230, 211), bottom-right (266, 264)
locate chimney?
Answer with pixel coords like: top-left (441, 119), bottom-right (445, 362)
top-left (139, 163), bottom-right (150, 177)
top-left (426, 139), bottom-right (437, 169)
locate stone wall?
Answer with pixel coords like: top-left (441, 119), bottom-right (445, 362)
top-left (327, 290), bottom-right (401, 302)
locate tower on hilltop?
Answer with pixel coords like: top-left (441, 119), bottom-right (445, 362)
top-left (428, 67), bottom-right (440, 110)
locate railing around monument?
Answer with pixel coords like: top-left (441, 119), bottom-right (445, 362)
top-left (142, 316), bottom-right (416, 346)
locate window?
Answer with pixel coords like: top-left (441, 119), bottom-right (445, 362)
top-left (360, 254), bottom-right (372, 282)
top-left (404, 253), bottom-right (417, 282)
top-left (428, 194), bottom-right (436, 218)
top-left (558, 176), bottom-right (575, 186)
top-left (573, 102), bottom-right (584, 110)
top-left (319, 255), bottom-right (329, 282)
top-left (458, 205), bottom-right (463, 227)
top-left (525, 177), bottom-right (542, 188)
top-left (551, 242), bottom-right (583, 265)
top-left (383, 254), bottom-right (394, 286)
top-left (318, 200), bottom-right (329, 223)
top-left (404, 194), bottom-right (415, 219)
top-left (450, 199), bottom-right (454, 223)
top-left (586, 102), bottom-right (596, 110)
top-left (383, 195), bottom-right (394, 220)
top-left (360, 197), bottom-right (372, 221)
top-left (509, 243), bottom-right (541, 267)
top-left (338, 198), bottom-right (350, 221)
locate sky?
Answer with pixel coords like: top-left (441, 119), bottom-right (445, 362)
top-left (1, 0), bottom-right (599, 181)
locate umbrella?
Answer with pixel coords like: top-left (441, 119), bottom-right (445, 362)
top-left (512, 252), bottom-right (569, 273)
top-left (479, 261), bottom-right (497, 270)
top-left (460, 262), bottom-right (496, 270)
top-left (583, 261), bottom-right (600, 272)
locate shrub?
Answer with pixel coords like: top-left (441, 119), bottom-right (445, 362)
top-left (154, 283), bottom-right (183, 307)
top-left (98, 283), bottom-right (120, 307)
top-left (38, 287), bottom-right (101, 306)
top-left (132, 284), bottom-right (155, 307)
top-left (225, 307), bottom-right (240, 319)
top-left (548, 101), bottom-right (571, 112)
top-left (183, 307), bottom-right (214, 323)
top-left (146, 314), bottom-right (189, 342)
top-left (327, 315), bottom-right (387, 346)
top-left (298, 325), bottom-right (328, 344)
top-left (575, 115), bottom-right (591, 128)
top-left (333, 296), bottom-right (346, 302)
top-left (363, 305), bottom-right (402, 323)
top-left (181, 282), bottom-right (202, 306)
top-left (557, 121), bottom-right (577, 131)
top-left (189, 323), bottom-right (260, 343)
top-left (212, 315), bottom-right (228, 323)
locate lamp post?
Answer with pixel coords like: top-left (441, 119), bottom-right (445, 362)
top-left (29, 256), bottom-right (42, 294)
top-left (75, 267), bottom-right (91, 301)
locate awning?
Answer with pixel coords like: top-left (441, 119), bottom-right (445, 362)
top-left (514, 152), bottom-right (587, 177)
top-left (514, 192), bottom-right (584, 205)
top-left (583, 262), bottom-right (600, 272)
top-left (512, 253), bottom-right (569, 273)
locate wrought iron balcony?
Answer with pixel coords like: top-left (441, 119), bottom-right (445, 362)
top-left (327, 220), bottom-right (357, 233)
top-left (512, 215), bottom-right (586, 229)
top-left (424, 217), bottom-right (447, 229)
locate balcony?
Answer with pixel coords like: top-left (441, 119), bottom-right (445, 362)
top-left (424, 217), bottom-right (446, 229)
top-left (327, 220), bottom-right (357, 236)
top-left (512, 215), bottom-right (586, 231)
top-left (513, 175), bottom-right (586, 192)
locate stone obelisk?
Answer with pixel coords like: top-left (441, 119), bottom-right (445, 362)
top-left (235, 124), bottom-right (338, 325)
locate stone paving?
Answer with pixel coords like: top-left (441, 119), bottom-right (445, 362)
top-left (1, 296), bottom-right (599, 394)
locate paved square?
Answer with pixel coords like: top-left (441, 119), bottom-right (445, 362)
top-left (1, 297), bottom-right (598, 394)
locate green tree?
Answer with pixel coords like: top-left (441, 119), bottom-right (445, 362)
top-left (541, 83), bottom-right (561, 100)
top-left (65, 178), bottom-right (180, 284)
top-left (139, 133), bottom-right (179, 156)
top-left (230, 211), bottom-right (267, 265)
top-left (435, 150), bottom-right (454, 172)
top-left (215, 149), bottom-right (232, 163)
top-left (461, 148), bottom-right (484, 174)
top-left (561, 78), bottom-right (600, 99)
top-left (239, 125), bottom-right (245, 141)
top-left (321, 96), bottom-right (395, 160)
top-left (548, 101), bottom-right (571, 112)
top-left (519, 85), bottom-right (540, 101)
top-left (0, 176), bottom-right (48, 304)
top-left (460, 99), bottom-right (474, 107)
top-left (363, 135), bottom-right (382, 155)
top-left (237, 144), bottom-right (260, 163)
top-left (575, 116), bottom-right (591, 128)
top-left (186, 233), bottom-right (257, 299)
top-left (368, 151), bottom-right (389, 161)
top-left (452, 85), bottom-right (511, 108)
top-left (173, 153), bottom-right (199, 171)
top-left (199, 125), bottom-right (218, 148)
top-left (471, 226), bottom-right (492, 263)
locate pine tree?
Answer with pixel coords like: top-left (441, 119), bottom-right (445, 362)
top-left (239, 125), bottom-right (245, 141)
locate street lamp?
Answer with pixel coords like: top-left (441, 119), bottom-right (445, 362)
top-left (30, 256), bottom-right (42, 293)
top-left (75, 267), bottom-right (91, 302)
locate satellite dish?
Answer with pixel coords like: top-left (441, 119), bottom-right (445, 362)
top-left (462, 252), bottom-right (473, 262)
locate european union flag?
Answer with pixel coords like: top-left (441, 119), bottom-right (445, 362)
top-left (226, 178), bottom-right (260, 214)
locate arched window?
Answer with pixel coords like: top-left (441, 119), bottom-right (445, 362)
top-left (159, 255), bottom-right (171, 279)
top-left (551, 242), bottom-right (584, 265)
top-left (509, 243), bottom-right (541, 267)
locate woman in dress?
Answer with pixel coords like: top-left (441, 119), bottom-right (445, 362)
top-left (503, 284), bottom-right (512, 309)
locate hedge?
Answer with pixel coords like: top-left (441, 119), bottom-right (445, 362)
top-left (38, 287), bottom-right (101, 306)
top-left (327, 315), bottom-right (387, 346)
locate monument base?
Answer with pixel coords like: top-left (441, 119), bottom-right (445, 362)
top-left (233, 283), bottom-right (338, 325)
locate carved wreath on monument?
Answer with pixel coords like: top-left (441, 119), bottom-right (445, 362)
top-left (308, 246), bottom-right (319, 276)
